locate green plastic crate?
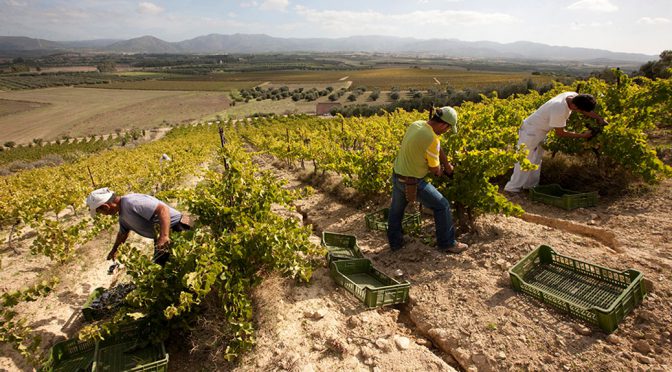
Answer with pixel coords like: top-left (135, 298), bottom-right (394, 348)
top-left (529, 184), bottom-right (598, 210)
top-left (42, 322), bottom-right (168, 372)
top-left (365, 208), bottom-right (421, 233)
top-left (41, 337), bottom-right (96, 372)
top-left (330, 258), bottom-right (410, 308)
top-left (82, 287), bottom-right (106, 321)
top-left (93, 322), bottom-right (168, 372)
top-left (509, 245), bottom-right (646, 333)
top-left (322, 231), bottom-right (364, 264)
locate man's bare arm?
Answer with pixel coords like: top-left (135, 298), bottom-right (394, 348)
top-left (154, 203), bottom-right (171, 248)
top-left (429, 166), bottom-right (442, 177)
top-left (107, 231), bottom-right (129, 260)
top-left (581, 111), bottom-right (608, 125)
top-left (439, 148), bottom-right (454, 175)
top-left (554, 127), bottom-right (592, 139)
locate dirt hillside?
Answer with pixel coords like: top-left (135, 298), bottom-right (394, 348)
top-left (225, 156), bottom-right (672, 371)
top-left (2, 156), bottom-right (670, 371)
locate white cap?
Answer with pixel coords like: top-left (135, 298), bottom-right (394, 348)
top-left (435, 106), bottom-right (458, 134)
top-left (86, 187), bottom-right (114, 218)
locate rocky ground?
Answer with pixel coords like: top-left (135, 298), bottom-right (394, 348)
top-left (0, 227), bottom-right (154, 371)
top-left (227, 155), bottom-right (672, 372)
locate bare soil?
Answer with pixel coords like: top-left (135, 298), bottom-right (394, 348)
top-left (0, 99), bottom-right (49, 118)
top-left (0, 88), bottom-right (229, 144)
top-left (224, 156), bottom-right (672, 371)
top-left (0, 226), bottom-right (155, 371)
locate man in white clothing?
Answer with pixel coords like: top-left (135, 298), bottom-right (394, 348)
top-left (504, 92), bottom-right (607, 193)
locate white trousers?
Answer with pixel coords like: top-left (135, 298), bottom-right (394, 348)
top-left (504, 126), bottom-right (548, 192)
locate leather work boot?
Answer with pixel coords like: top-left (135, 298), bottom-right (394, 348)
top-left (439, 241), bottom-right (468, 254)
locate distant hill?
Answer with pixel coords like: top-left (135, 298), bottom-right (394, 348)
top-left (0, 34), bottom-right (656, 63)
top-left (0, 36), bottom-right (62, 51)
top-left (58, 39), bottom-right (122, 49)
top-left (106, 35), bottom-right (183, 54)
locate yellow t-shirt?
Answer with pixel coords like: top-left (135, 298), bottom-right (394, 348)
top-left (393, 120), bottom-right (440, 178)
top-left (425, 136), bottom-right (440, 169)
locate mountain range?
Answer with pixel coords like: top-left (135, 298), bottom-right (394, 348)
top-left (0, 34), bottom-right (656, 63)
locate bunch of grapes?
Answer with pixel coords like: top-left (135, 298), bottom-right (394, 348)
top-left (89, 283), bottom-right (136, 318)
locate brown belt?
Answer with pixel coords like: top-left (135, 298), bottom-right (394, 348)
top-left (395, 173), bottom-right (419, 185)
top-left (395, 173), bottom-right (419, 203)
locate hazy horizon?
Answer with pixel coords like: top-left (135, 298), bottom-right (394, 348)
top-left (1, 0), bottom-right (670, 55)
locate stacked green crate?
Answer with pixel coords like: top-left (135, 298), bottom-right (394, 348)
top-left (529, 184), bottom-right (598, 210)
top-left (322, 231), bottom-right (410, 308)
top-left (41, 322), bottom-right (168, 372)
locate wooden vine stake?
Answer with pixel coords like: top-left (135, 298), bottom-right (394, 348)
top-left (87, 166), bottom-right (97, 188)
top-left (219, 126), bottom-right (229, 171)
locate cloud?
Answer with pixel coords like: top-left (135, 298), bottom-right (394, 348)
top-left (240, 1), bottom-right (257, 8)
top-left (637, 17), bottom-right (671, 25)
top-left (293, 6), bottom-right (517, 36)
top-left (570, 21), bottom-right (614, 30)
top-left (567, 0), bottom-right (618, 12)
top-left (259, 0), bottom-right (289, 11)
top-left (417, 0), bottom-right (462, 3)
top-left (4, 0), bottom-right (27, 6)
top-left (138, 2), bottom-right (164, 15)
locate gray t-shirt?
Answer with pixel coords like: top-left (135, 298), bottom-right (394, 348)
top-left (118, 194), bottom-right (182, 239)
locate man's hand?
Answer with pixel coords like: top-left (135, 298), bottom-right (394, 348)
top-left (442, 163), bottom-right (454, 177)
top-left (106, 247), bottom-right (117, 261)
top-left (108, 231), bottom-right (128, 261)
top-left (157, 235), bottom-right (170, 250)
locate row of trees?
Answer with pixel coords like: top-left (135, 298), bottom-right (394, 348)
top-left (231, 85), bottom-right (340, 103)
top-left (332, 79), bottom-right (558, 117)
top-left (2, 58), bottom-right (117, 74)
top-left (638, 50), bottom-right (672, 79)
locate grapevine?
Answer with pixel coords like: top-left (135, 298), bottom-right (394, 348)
top-left (84, 131), bottom-right (322, 361)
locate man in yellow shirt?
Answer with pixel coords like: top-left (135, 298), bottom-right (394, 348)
top-left (387, 107), bottom-right (468, 254)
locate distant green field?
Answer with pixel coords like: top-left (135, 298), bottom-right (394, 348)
top-left (96, 80), bottom-right (259, 91)
top-left (94, 68), bottom-right (554, 91)
top-left (114, 71), bottom-right (167, 77)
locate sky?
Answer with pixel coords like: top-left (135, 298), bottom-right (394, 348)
top-left (1, 0), bottom-right (670, 55)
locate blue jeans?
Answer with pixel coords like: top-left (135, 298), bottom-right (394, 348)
top-left (387, 173), bottom-right (456, 249)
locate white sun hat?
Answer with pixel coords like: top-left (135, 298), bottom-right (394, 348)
top-left (86, 187), bottom-right (114, 218)
top-left (435, 106), bottom-right (458, 134)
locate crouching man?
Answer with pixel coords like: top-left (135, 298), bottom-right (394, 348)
top-left (86, 187), bottom-right (190, 266)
